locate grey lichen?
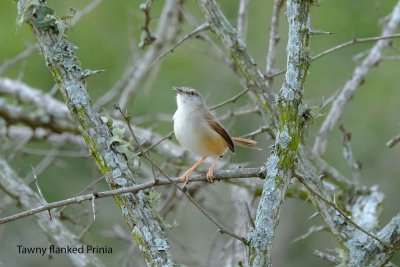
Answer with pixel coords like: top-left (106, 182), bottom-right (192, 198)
top-left (277, 127), bottom-right (292, 149)
top-left (266, 154), bottom-right (279, 178)
top-left (121, 206), bottom-right (129, 217)
top-left (154, 237), bottom-right (169, 252)
top-left (64, 82), bottom-right (88, 109)
top-left (115, 177), bottom-right (128, 186)
top-left (112, 169), bottom-right (122, 179)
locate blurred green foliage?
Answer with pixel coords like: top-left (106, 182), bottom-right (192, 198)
top-left (1, 0), bottom-right (400, 266)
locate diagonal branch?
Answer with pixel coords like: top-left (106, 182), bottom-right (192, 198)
top-left (15, 1), bottom-right (176, 265)
top-left (0, 157), bottom-right (105, 267)
top-left (196, 0), bottom-right (277, 127)
top-left (313, 1), bottom-right (400, 157)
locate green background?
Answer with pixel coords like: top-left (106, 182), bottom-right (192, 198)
top-left (1, 0), bottom-right (400, 266)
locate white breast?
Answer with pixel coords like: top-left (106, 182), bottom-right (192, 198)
top-left (173, 105), bottom-right (215, 157)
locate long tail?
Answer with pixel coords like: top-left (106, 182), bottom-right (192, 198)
top-left (232, 137), bottom-right (260, 150)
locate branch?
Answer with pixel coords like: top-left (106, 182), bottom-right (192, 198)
top-left (0, 168), bottom-right (261, 224)
top-left (248, 1), bottom-right (311, 266)
top-left (196, 0), bottom-right (277, 127)
top-left (237, 0), bottom-right (250, 39)
top-left (387, 134), bottom-right (400, 148)
top-left (313, 2), bottom-right (400, 156)
top-left (115, 0), bottom-right (181, 111)
top-left (16, 1), bottom-right (176, 264)
top-left (0, 77), bottom-right (70, 119)
top-left (0, 157), bottom-right (105, 267)
top-left (265, 0), bottom-right (284, 86)
top-left (0, 99), bottom-right (77, 134)
top-left (265, 33), bottom-right (400, 79)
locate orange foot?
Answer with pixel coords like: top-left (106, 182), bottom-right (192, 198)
top-left (206, 168), bottom-right (214, 183)
top-left (180, 173), bottom-right (190, 183)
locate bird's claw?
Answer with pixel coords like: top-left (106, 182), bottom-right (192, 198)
top-left (180, 173), bottom-right (189, 183)
top-left (206, 170), bottom-right (214, 183)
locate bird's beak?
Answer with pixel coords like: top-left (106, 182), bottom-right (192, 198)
top-left (172, 87), bottom-right (182, 94)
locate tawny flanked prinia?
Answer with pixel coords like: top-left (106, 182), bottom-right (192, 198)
top-left (172, 87), bottom-right (258, 183)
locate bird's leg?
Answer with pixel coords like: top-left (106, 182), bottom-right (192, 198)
top-left (180, 156), bottom-right (206, 183)
top-left (206, 156), bottom-right (220, 183)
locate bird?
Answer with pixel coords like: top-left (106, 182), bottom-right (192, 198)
top-left (172, 87), bottom-right (258, 183)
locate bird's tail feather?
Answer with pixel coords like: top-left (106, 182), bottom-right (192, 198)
top-left (232, 137), bottom-right (260, 150)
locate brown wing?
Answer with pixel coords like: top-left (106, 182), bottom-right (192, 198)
top-left (204, 111), bottom-right (235, 153)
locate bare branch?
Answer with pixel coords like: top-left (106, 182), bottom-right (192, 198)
top-left (115, 0), bottom-right (182, 111)
top-left (197, 0), bottom-right (277, 127)
top-left (0, 100), bottom-right (77, 134)
top-left (0, 157), bottom-right (105, 267)
top-left (339, 125), bottom-right (362, 187)
top-left (387, 134), bottom-right (400, 148)
top-left (294, 173), bottom-right (389, 248)
top-left (0, 168), bottom-right (261, 225)
top-left (265, 33), bottom-right (400, 79)
top-left (313, 3), bottom-right (400, 156)
top-left (237, 0), bottom-right (250, 39)
top-left (265, 0), bottom-right (284, 87)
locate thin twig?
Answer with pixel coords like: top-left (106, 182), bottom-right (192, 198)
top-left (147, 23), bottom-right (210, 71)
top-left (138, 0), bottom-right (156, 49)
top-left (136, 131), bottom-right (174, 157)
top-left (115, 104), bottom-right (159, 182)
top-left (290, 225), bottom-right (327, 244)
top-left (294, 172), bottom-right (392, 249)
top-left (118, 106), bottom-right (248, 243)
top-left (266, 34), bottom-right (400, 79)
top-left (209, 88), bottom-right (250, 110)
top-left (241, 125), bottom-right (274, 139)
top-left (70, 0), bottom-right (103, 25)
top-left (339, 125), bottom-right (362, 187)
top-left (0, 45), bottom-right (38, 75)
top-left (31, 166), bottom-right (52, 220)
top-left (387, 134), bottom-right (400, 148)
top-left (91, 193), bottom-right (96, 221)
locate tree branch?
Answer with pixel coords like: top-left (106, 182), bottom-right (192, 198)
top-left (0, 168), bottom-right (261, 225)
top-left (196, 0), bottom-right (277, 127)
top-left (16, 1), bottom-right (176, 264)
top-left (313, 1), bottom-right (400, 156)
top-left (0, 156), bottom-right (105, 267)
top-left (248, 1), bottom-right (310, 265)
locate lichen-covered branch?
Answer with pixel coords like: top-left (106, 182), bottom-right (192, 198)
top-left (247, 1), bottom-right (310, 266)
top-left (15, 1), bottom-right (175, 265)
top-left (196, 0), bottom-right (277, 126)
top-left (0, 156), bottom-right (105, 267)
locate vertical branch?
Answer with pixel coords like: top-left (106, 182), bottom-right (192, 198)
top-left (15, 1), bottom-right (175, 265)
top-left (265, 0), bottom-right (284, 88)
top-left (237, 0), bottom-right (250, 40)
top-left (248, 0), bottom-right (310, 266)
